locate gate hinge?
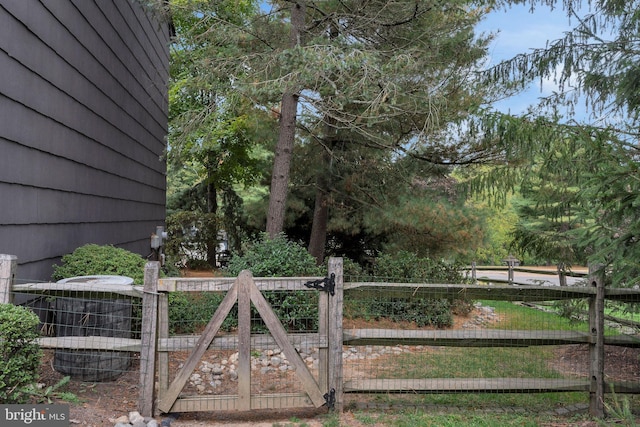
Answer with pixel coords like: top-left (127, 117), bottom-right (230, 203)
top-left (304, 273), bottom-right (335, 296)
top-left (323, 388), bottom-right (336, 410)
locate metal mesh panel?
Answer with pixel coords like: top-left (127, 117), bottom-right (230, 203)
top-left (6, 262), bottom-right (640, 415)
top-left (157, 276), bottom-right (327, 412)
top-left (12, 278), bottom-right (143, 383)
top-left (342, 271), bottom-right (640, 411)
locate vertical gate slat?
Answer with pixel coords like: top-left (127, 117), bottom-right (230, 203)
top-left (157, 293), bottom-right (170, 397)
top-left (589, 264), bottom-right (605, 418)
top-left (238, 271), bottom-right (252, 410)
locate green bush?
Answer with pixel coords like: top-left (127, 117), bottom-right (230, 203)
top-left (225, 233), bottom-right (322, 331)
top-left (0, 304), bottom-right (42, 403)
top-left (344, 251), bottom-right (469, 328)
top-left (226, 233), bottom-right (322, 277)
top-left (51, 244), bottom-right (147, 338)
top-left (342, 257), bottom-right (366, 280)
top-left (52, 244), bottom-right (146, 284)
top-left (168, 291), bottom-right (234, 334)
top-left (372, 250), bottom-right (465, 283)
top-left (346, 295), bottom-right (453, 328)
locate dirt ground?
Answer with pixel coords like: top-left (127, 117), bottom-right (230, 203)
top-left (36, 309), bottom-right (640, 427)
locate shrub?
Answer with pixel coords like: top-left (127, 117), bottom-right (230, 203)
top-left (372, 250), bottom-right (465, 283)
top-left (344, 251), bottom-right (469, 328)
top-left (347, 295), bottom-right (453, 328)
top-left (225, 234), bottom-right (322, 331)
top-left (226, 233), bottom-right (322, 277)
top-left (51, 244), bottom-right (147, 338)
top-left (52, 244), bottom-right (146, 284)
top-left (168, 292), bottom-right (234, 334)
top-left (0, 304), bottom-right (42, 403)
top-left (342, 257), bottom-right (367, 280)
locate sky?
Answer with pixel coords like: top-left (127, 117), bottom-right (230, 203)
top-left (477, 3), bottom-right (582, 116)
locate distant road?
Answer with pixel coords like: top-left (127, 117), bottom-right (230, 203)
top-left (466, 266), bottom-right (589, 287)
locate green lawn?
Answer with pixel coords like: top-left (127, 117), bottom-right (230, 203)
top-left (345, 300), bottom-right (607, 412)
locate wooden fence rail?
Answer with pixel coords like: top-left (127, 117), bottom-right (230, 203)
top-left (2, 256), bottom-right (640, 419)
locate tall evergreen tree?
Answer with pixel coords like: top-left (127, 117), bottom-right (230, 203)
top-left (473, 0), bottom-right (640, 285)
top-left (165, 0), bottom-right (508, 264)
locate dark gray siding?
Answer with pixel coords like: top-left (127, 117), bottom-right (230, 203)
top-left (0, 0), bottom-right (169, 281)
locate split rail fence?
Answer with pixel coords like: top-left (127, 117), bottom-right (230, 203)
top-left (1, 254), bottom-right (640, 419)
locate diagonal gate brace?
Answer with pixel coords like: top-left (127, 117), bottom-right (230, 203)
top-left (250, 279), bottom-right (327, 407)
top-left (158, 270), bottom-right (327, 413)
top-left (157, 278), bottom-right (239, 413)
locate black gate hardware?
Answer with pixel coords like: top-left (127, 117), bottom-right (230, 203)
top-left (323, 388), bottom-right (336, 410)
top-left (304, 273), bottom-right (335, 296)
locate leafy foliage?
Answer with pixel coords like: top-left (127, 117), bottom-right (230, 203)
top-left (372, 251), bottom-right (467, 284)
top-left (571, 135), bottom-right (640, 287)
top-left (226, 233), bottom-right (323, 277)
top-left (509, 136), bottom-right (589, 265)
top-left (347, 295), bottom-right (454, 328)
top-left (224, 233), bottom-right (322, 331)
top-left (168, 291), bottom-right (231, 334)
top-left (52, 244), bottom-right (146, 285)
top-left (168, 0), bottom-right (510, 265)
top-left (24, 376), bottom-right (79, 404)
top-left (344, 251), bottom-right (471, 328)
top-left (167, 0), bottom-right (272, 265)
top-left (0, 304), bottom-right (42, 403)
top-left (165, 210), bottom-right (219, 270)
top-left (470, 0), bottom-right (640, 285)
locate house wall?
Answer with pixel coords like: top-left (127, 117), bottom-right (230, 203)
top-left (0, 0), bottom-right (170, 281)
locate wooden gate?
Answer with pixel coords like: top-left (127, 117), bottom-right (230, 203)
top-left (139, 258), bottom-right (343, 415)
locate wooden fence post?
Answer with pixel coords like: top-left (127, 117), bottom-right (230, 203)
top-left (0, 254), bottom-right (17, 304)
top-left (328, 257), bottom-right (344, 412)
top-left (471, 261), bottom-right (477, 284)
top-left (557, 263), bottom-right (567, 287)
top-left (237, 269), bottom-right (252, 411)
top-left (157, 293), bottom-right (169, 398)
top-left (588, 263), bottom-right (605, 418)
top-left (139, 261), bottom-right (160, 417)
top-left (318, 270), bottom-right (329, 395)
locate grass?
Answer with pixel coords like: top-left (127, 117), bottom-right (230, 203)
top-left (386, 346), bottom-right (562, 378)
top-left (384, 410), bottom-right (544, 427)
top-left (343, 299), bottom-right (603, 412)
top-left (606, 301), bottom-right (640, 323)
top-left (485, 300), bottom-right (591, 331)
top-left (355, 390), bottom-right (587, 413)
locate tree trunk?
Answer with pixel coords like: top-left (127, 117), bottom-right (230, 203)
top-left (266, 92), bottom-right (298, 237)
top-left (308, 21), bottom-right (338, 264)
top-left (266, 1), bottom-right (306, 237)
top-left (308, 125), bottom-right (338, 264)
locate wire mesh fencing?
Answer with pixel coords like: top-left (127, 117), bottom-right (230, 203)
top-left (11, 276), bottom-right (144, 383)
top-left (4, 257), bottom-right (640, 416)
top-left (154, 273), bottom-right (335, 413)
top-left (341, 271), bottom-right (640, 412)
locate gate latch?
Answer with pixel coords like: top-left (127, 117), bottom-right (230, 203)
top-left (323, 388), bottom-right (336, 410)
top-left (304, 273), bottom-right (335, 296)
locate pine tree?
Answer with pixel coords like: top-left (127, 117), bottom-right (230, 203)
top-left (474, 0), bottom-right (640, 285)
